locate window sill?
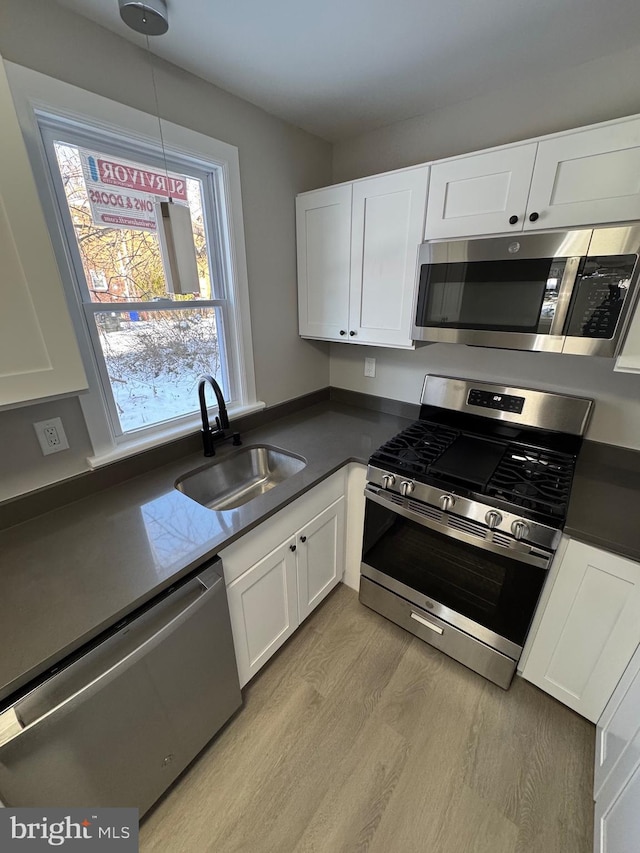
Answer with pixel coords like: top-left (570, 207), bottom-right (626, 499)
top-left (86, 400), bottom-right (266, 470)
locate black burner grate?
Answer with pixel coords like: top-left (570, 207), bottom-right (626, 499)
top-left (486, 446), bottom-right (575, 517)
top-left (369, 420), bottom-right (459, 476)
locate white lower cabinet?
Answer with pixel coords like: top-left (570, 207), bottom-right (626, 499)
top-left (594, 643), bottom-right (640, 853)
top-left (226, 541), bottom-right (299, 688)
top-left (521, 539), bottom-right (640, 723)
top-left (297, 497), bottom-right (345, 622)
top-left (222, 471), bottom-right (346, 687)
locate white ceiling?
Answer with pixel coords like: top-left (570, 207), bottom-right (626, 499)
top-left (55, 0), bottom-right (640, 141)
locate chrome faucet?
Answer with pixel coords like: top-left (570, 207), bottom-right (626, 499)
top-left (197, 375), bottom-right (241, 456)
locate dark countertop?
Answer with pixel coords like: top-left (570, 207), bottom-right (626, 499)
top-left (565, 440), bottom-right (640, 563)
top-left (0, 401), bottom-right (411, 705)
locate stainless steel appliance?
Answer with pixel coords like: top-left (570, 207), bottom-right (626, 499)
top-left (360, 375), bottom-right (593, 688)
top-left (412, 223), bottom-right (640, 356)
top-left (0, 559), bottom-right (241, 815)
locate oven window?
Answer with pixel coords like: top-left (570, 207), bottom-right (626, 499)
top-left (564, 254), bottom-right (636, 338)
top-left (362, 500), bottom-right (547, 646)
top-left (416, 258), bottom-right (569, 333)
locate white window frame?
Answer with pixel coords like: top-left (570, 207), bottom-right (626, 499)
top-left (6, 62), bottom-right (261, 466)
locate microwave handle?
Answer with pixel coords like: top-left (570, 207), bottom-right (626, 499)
top-left (549, 256), bottom-right (582, 337)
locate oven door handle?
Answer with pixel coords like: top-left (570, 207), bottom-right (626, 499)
top-left (365, 488), bottom-right (552, 570)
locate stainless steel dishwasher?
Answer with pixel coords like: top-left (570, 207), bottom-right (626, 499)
top-left (0, 558), bottom-right (241, 815)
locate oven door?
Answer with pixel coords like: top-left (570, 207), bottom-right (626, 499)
top-left (360, 489), bottom-right (551, 662)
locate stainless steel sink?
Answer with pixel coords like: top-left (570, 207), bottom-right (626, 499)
top-left (175, 445), bottom-right (307, 510)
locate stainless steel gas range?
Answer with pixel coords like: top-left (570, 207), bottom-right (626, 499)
top-left (359, 375), bottom-right (593, 689)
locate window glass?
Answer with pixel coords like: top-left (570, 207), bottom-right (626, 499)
top-left (51, 140), bottom-right (229, 435)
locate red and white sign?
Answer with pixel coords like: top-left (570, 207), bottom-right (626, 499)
top-left (80, 149), bottom-right (189, 232)
top-left (94, 158), bottom-right (188, 201)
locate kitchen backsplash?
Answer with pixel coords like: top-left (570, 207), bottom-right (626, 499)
top-left (330, 343), bottom-right (640, 451)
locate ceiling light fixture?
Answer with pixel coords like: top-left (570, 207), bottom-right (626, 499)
top-left (118, 0), bottom-right (169, 36)
top-left (118, 0), bottom-right (198, 295)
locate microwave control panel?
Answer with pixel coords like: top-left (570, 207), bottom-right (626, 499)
top-left (468, 390), bottom-right (525, 414)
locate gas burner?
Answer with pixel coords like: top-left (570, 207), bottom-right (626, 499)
top-left (486, 446), bottom-right (574, 517)
top-left (369, 420), bottom-right (459, 477)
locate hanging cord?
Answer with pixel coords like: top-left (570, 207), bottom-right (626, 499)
top-left (145, 26), bottom-right (172, 202)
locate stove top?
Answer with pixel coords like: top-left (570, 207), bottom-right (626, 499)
top-left (369, 420), bottom-right (576, 520)
top-left (367, 376), bottom-right (593, 529)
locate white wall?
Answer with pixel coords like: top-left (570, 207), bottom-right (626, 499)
top-left (330, 343), bottom-right (640, 450)
top-left (332, 43), bottom-right (640, 182)
top-left (0, 0), bottom-right (332, 501)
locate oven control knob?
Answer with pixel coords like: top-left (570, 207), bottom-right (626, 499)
top-left (400, 480), bottom-right (415, 497)
top-left (440, 494), bottom-right (456, 511)
top-left (511, 520), bottom-right (530, 540)
top-left (381, 473), bottom-right (396, 489)
top-left (485, 510), bottom-right (503, 529)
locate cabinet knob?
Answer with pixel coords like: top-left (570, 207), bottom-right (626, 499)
top-left (339, 330), bottom-right (346, 336)
top-left (290, 544), bottom-right (297, 552)
top-left (300, 535), bottom-right (307, 543)
top-left (529, 212), bottom-right (539, 222)
top-left (349, 330), bottom-right (357, 337)
top-left (508, 215), bottom-right (519, 225)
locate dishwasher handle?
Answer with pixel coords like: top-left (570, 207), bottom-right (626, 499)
top-left (0, 563), bottom-right (225, 747)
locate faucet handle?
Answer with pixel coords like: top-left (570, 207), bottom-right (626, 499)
top-left (232, 432), bottom-right (242, 446)
top-left (214, 415), bottom-right (221, 432)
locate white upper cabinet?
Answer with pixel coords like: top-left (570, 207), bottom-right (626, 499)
top-left (425, 116), bottom-right (640, 240)
top-left (349, 168), bottom-right (429, 347)
top-left (522, 539), bottom-right (640, 723)
top-left (297, 184), bottom-right (352, 341)
top-left (0, 56), bottom-right (86, 406)
top-left (525, 117), bottom-right (640, 231)
top-left (424, 144), bottom-right (537, 239)
top-left (297, 166), bottom-right (428, 349)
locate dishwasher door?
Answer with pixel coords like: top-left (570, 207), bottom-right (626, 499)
top-left (0, 559), bottom-right (241, 816)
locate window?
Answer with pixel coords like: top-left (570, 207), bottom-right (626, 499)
top-left (40, 121), bottom-right (237, 440)
top-left (28, 105), bottom-right (258, 461)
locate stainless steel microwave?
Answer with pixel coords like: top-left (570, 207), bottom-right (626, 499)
top-left (412, 224), bottom-right (640, 356)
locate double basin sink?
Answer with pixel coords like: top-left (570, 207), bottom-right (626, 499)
top-left (175, 445), bottom-right (306, 511)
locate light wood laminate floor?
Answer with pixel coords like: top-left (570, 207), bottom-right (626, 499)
top-left (141, 585), bottom-right (595, 853)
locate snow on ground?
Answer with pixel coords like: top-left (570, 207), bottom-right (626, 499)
top-left (96, 314), bottom-right (224, 433)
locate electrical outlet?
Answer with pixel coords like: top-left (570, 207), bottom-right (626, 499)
top-left (364, 357), bottom-right (376, 378)
top-left (34, 418), bottom-right (69, 456)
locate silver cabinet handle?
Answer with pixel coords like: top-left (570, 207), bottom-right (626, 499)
top-left (410, 611), bottom-right (444, 634)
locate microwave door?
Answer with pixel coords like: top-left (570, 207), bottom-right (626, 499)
top-left (414, 258), bottom-right (571, 352)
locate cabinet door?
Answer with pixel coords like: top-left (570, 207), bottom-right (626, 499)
top-left (615, 297), bottom-right (640, 374)
top-left (0, 55), bottom-right (86, 405)
top-left (296, 184), bottom-right (352, 341)
top-left (595, 731), bottom-right (640, 853)
top-left (349, 167), bottom-right (428, 348)
top-left (424, 144), bottom-right (537, 239)
top-left (526, 118), bottom-right (640, 230)
top-left (595, 642), bottom-right (640, 800)
top-left (522, 540), bottom-right (640, 722)
top-left (297, 496), bottom-right (345, 622)
top-left (226, 540), bottom-right (298, 687)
